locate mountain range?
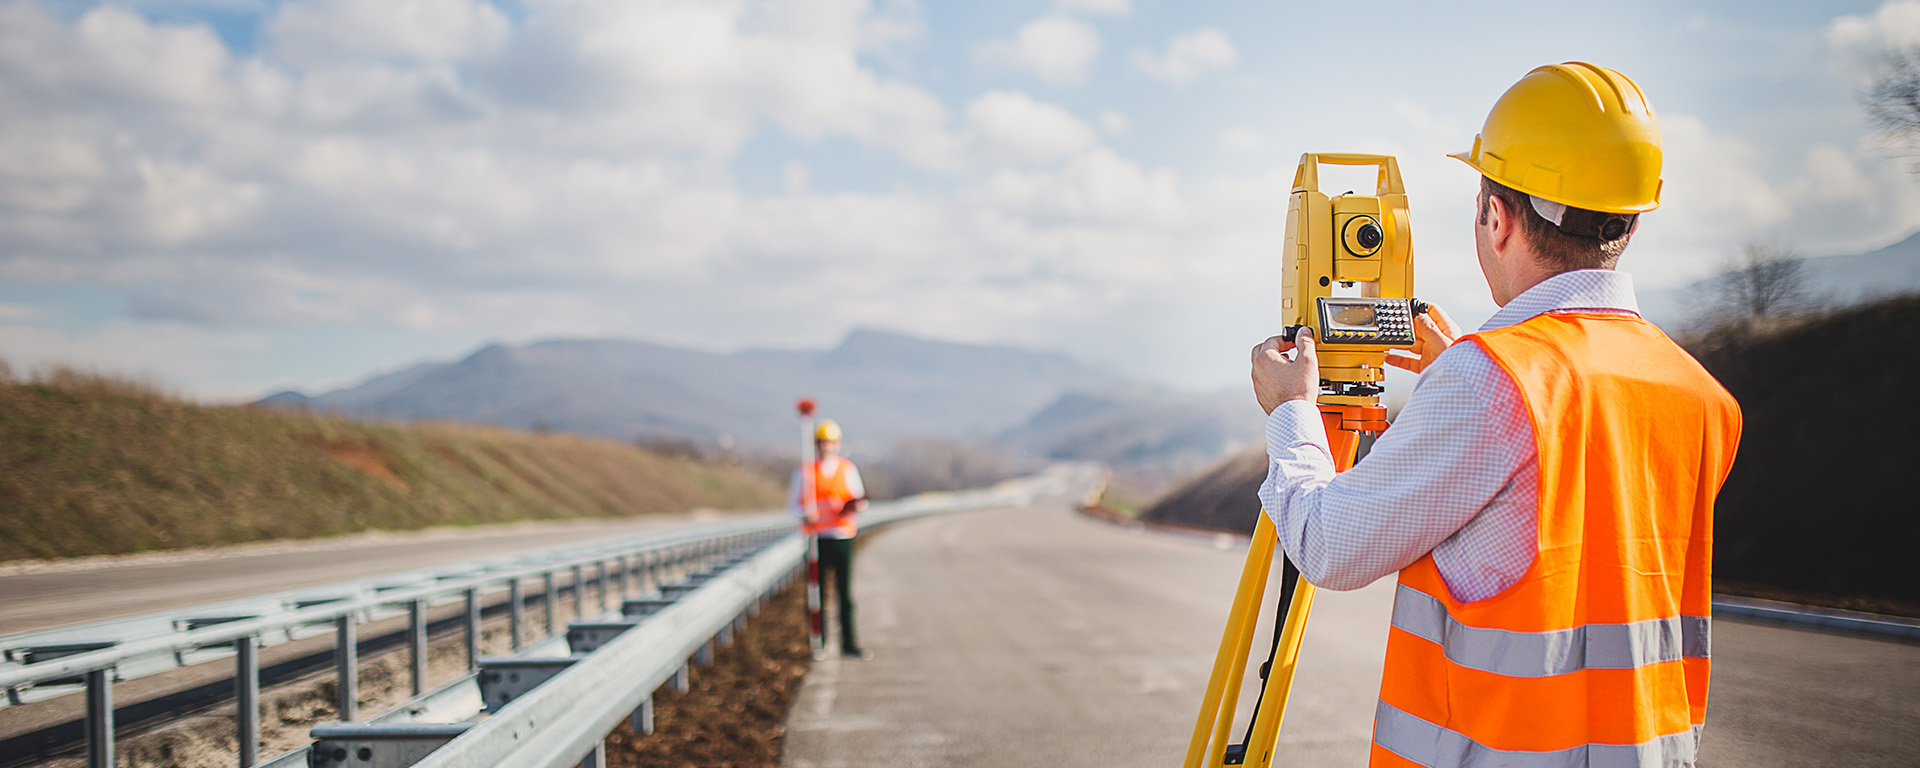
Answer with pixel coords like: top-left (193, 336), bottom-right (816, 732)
top-left (260, 329), bottom-right (1263, 476)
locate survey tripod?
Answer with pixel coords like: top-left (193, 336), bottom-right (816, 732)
top-left (1183, 154), bottom-right (1421, 767)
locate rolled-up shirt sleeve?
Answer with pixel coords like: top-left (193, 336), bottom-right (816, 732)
top-left (1259, 343), bottom-right (1534, 592)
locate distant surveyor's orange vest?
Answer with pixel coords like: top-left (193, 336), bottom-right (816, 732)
top-left (803, 458), bottom-right (859, 538)
top-left (1371, 313), bottom-right (1741, 768)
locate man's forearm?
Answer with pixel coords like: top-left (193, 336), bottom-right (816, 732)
top-left (1257, 400), bottom-right (1387, 590)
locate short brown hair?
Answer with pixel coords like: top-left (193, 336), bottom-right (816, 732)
top-left (1478, 176), bottom-right (1630, 272)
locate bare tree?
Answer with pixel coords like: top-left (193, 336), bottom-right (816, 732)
top-left (1864, 45), bottom-right (1920, 171)
top-left (1711, 240), bottom-right (1808, 326)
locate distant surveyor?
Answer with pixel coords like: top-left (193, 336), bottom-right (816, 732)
top-left (791, 418), bottom-right (871, 659)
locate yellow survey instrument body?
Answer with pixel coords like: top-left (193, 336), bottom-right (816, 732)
top-left (1279, 153), bottom-right (1419, 407)
top-left (1185, 153), bottom-right (1418, 768)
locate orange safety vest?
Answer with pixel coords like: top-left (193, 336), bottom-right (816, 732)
top-left (802, 457), bottom-right (860, 538)
top-left (1371, 313), bottom-right (1741, 768)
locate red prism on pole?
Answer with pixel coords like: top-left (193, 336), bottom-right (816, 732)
top-left (796, 398), bottom-right (824, 657)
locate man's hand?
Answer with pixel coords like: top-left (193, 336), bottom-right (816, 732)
top-left (1252, 328), bottom-right (1320, 415)
top-left (1384, 304), bottom-right (1462, 374)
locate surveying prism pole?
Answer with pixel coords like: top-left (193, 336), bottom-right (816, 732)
top-left (1184, 154), bottom-right (1418, 768)
top-left (796, 397), bottom-right (824, 656)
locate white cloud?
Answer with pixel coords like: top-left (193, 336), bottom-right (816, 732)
top-left (266, 0), bottom-right (509, 67)
top-left (974, 15), bottom-right (1101, 86)
top-left (965, 148), bottom-right (1186, 229)
top-left (3, 0), bottom-right (1906, 399)
top-left (1131, 27), bottom-right (1237, 86)
top-left (0, 318), bottom-right (270, 400)
top-left (1825, 0), bottom-right (1920, 81)
top-left (1218, 125), bottom-right (1265, 154)
top-left (1056, 0), bottom-right (1131, 16)
top-left (963, 90), bottom-right (1100, 166)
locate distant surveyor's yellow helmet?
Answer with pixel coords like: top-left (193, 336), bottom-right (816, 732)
top-left (814, 419), bottom-right (843, 442)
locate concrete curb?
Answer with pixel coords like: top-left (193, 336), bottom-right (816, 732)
top-left (1712, 596), bottom-right (1920, 641)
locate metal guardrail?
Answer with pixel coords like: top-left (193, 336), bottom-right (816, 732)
top-left (1712, 596), bottom-right (1920, 641)
top-left (1, 467), bottom-right (1078, 768)
top-left (1, 520), bottom-right (789, 768)
top-left (0, 517), bottom-right (790, 703)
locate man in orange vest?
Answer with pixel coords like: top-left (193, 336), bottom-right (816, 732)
top-left (1249, 63), bottom-right (1742, 767)
top-left (792, 418), bottom-right (871, 659)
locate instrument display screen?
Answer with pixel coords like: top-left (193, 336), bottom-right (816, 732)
top-left (1315, 297), bottom-right (1415, 346)
top-left (1328, 304), bottom-right (1378, 330)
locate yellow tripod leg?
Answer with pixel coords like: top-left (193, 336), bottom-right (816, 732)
top-left (1182, 515), bottom-right (1277, 768)
top-left (1182, 404), bottom-right (1367, 767)
top-left (1240, 578), bottom-right (1317, 766)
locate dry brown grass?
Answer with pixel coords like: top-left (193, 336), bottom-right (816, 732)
top-left (0, 373), bottom-right (785, 562)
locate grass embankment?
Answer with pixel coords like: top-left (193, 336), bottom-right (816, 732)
top-left (1137, 293), bottom-right (1920, 617)
top-left (0, 371), bottom-right (785, 562)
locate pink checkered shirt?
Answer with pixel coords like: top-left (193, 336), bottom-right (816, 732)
top-left (1259, 269), bottom-right (1643, 601)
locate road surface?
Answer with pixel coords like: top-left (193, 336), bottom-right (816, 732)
top-left (783, 500), bottom-right (1920, 767)
top-left (0, 514), bottom-right (736, 636)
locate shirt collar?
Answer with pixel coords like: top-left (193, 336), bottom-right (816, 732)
top-left (1478, 269), bottom-right (1641, 333)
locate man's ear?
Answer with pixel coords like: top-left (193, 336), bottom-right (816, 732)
top-left (1483, 192), bottom-right (1518, 257)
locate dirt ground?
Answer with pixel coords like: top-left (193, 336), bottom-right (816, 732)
top-left (606, 583), bottom-right (812, 768)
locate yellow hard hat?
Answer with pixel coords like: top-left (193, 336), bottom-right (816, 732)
top-left (1451, 62), bottom-right (1662, 214)
top-left (814, 419), bottom-right (842, 442)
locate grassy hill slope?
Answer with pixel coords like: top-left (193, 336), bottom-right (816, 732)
top-left (1139, 293), bottom-right (1920, 613)
top-left (0, 371), bottom-right (785, 562)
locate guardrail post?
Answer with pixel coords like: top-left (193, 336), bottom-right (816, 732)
top-left (545, 571), bottom-right (559, 635)
top-left (616, 555), bottom-right (631, 601)
top-left (672, 664), bottom-right (690, 693)
top-left (598, 561), bottom-right (611, 612)
top-left (509, 578), bottom-right (525, 650)
top-left (335, 615), bottom-right (359, 722)
top-left (630, 697), bottom-right (654, 736)
top-left (85, 668), bottom-right (112, 768)
top-left (464, 587), bottom-right (481, 671)
top-left (571, 564), bottom-right (586, 618)
top-left (579, 740), bottom-right (605, 768)
top-left (237, 634), bottom-right (260, 767)
top-left (408, 600), bottom-right (427, 696)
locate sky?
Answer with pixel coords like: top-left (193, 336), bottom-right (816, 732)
top-left (1, 0), bottom-right (1916, 401)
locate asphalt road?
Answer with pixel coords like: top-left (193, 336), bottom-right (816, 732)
top-left (782, 501), bottom-right (1920, 767)
top-left (0, 514), bottom-right (731, 636)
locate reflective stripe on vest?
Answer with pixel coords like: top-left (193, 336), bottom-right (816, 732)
top-left (1390, 585), bottom-right (1710, 678)
top-left (1374, 701), bottom-right (1705, 768)
top-left (1370, 313), bottom-right (1741, 767)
